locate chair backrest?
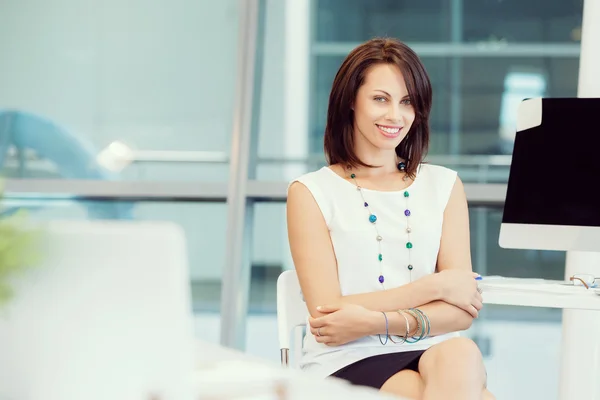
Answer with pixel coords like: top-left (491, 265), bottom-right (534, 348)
top-left (276, 270), bottom-right (309, 367)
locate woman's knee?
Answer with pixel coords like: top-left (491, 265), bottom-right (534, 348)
top-left (432, 337), bottom-right (482, 362)
top-left (380, 369), bottom-right (424, 399)
top-left (420, 337), bottom-right (486, 380)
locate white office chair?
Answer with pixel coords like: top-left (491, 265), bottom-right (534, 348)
top-left (276, 269), bottom-right (309, 367)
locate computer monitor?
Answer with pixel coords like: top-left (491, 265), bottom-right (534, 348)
top-left (499, 97), bottom-right (600, 251)
top-left (0, 220), bottom-right (195, 400)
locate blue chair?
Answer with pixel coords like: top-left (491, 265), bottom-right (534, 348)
top-left (0, 110), bottom-right (133, 219)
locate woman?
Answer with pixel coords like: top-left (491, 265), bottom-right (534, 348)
top-left (286, 38), bottom-right (495, 400)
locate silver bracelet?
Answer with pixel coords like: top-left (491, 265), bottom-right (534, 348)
top-left (388, 310), bottom-right (410, 344)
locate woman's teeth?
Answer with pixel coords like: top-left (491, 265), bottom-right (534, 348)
top-left (377, 125), bottom-right (400, 134)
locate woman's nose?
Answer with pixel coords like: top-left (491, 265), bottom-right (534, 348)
top-left (386, 104), bottom-right (401, 122)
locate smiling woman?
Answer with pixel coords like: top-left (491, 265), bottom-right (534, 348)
top-left (287, 38), bottom-right (495, 400)
top-left (323, 38), bottom-right (431, 179)
top-left (354, 64), bottom-right (416, 148)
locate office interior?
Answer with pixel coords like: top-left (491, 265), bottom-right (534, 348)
top-left (0, 1), bottom-right (597, 399)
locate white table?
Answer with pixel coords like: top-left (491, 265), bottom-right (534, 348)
top-left (482, 278), bottom-right (600, 311)
top-left (481, 277), bottom-right (600, 400)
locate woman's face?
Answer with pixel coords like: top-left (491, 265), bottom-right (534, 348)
top-left (352, 63), bottom-right (416, 153)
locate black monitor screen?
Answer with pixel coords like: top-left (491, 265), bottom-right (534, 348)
top-left (502, 98), bottom-right (600, 227)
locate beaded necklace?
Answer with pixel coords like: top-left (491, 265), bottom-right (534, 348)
top-left (348, 161), bottom-right (414, 289)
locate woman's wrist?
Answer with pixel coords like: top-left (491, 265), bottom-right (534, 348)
top-left (365, 310), bottom-right (386, 336)
top-left (421, 272), bottom-right (445, 301)
top-left (400, 310), bottom-right (419, 336)
top-left (365, 310), bottom-right (420, 337)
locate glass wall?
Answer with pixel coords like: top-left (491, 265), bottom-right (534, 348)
top-left (0, 0), bottom-right (239, 182)
top-left (0, 0), bottom-right (244, 346)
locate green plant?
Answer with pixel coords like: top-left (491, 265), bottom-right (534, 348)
top-left (0, 187), bottom-right (43, 306)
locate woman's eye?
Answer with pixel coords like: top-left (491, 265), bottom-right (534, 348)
top-left (374, 96), bottom-right (387, 102)
top-left (401, 98), bottom-right (412, 105)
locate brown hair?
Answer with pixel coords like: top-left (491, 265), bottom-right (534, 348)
top-left (323, 37), bottom-right (432, 178)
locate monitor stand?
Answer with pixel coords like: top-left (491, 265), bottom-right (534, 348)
top-left (558, 251), bottom-right (600, 399)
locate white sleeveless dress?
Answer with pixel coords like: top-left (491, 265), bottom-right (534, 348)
top-left (289, 163), bottom-right (461, 377)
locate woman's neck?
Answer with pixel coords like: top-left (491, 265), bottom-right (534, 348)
top-left (352, 148), bottom-right (400, 178)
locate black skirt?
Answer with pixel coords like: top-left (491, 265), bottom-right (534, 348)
top-left (329, 350), bottom-right (426, 389)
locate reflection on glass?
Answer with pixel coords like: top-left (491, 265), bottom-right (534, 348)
top-left (472, 207), bottom-right (565, 281)
top-left (315, 0), bottom-right (449, 43)
top-left (314, 0), bottom-right (583, 44)
top-left (498, 69), bottom-right (547, 154)
top-left (462, 0), bottom-right (583, 43)
top-left (460, 58), bottom-right (578, 157)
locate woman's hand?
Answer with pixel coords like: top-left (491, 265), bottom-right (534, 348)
top-left (308, 303), bottom-right (379, 346)
top-left (435, 270), bottom-right (483, 318)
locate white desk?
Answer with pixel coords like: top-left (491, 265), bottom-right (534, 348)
top-left (481, 278), bottom-right (600, 311)
top-left (481, 277), bottom-right (600, 400)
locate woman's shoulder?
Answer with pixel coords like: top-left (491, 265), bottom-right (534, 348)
top-left (418, 163), bottom-right (458, 183)
top-left (287, 166), bottom-right (338, 225)
top-left (288, 166), bottom-right (335, 188)
top-left (287, 166), bottom-right (344, 202)
top-left (417, 163), bottom-right (459, 209)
